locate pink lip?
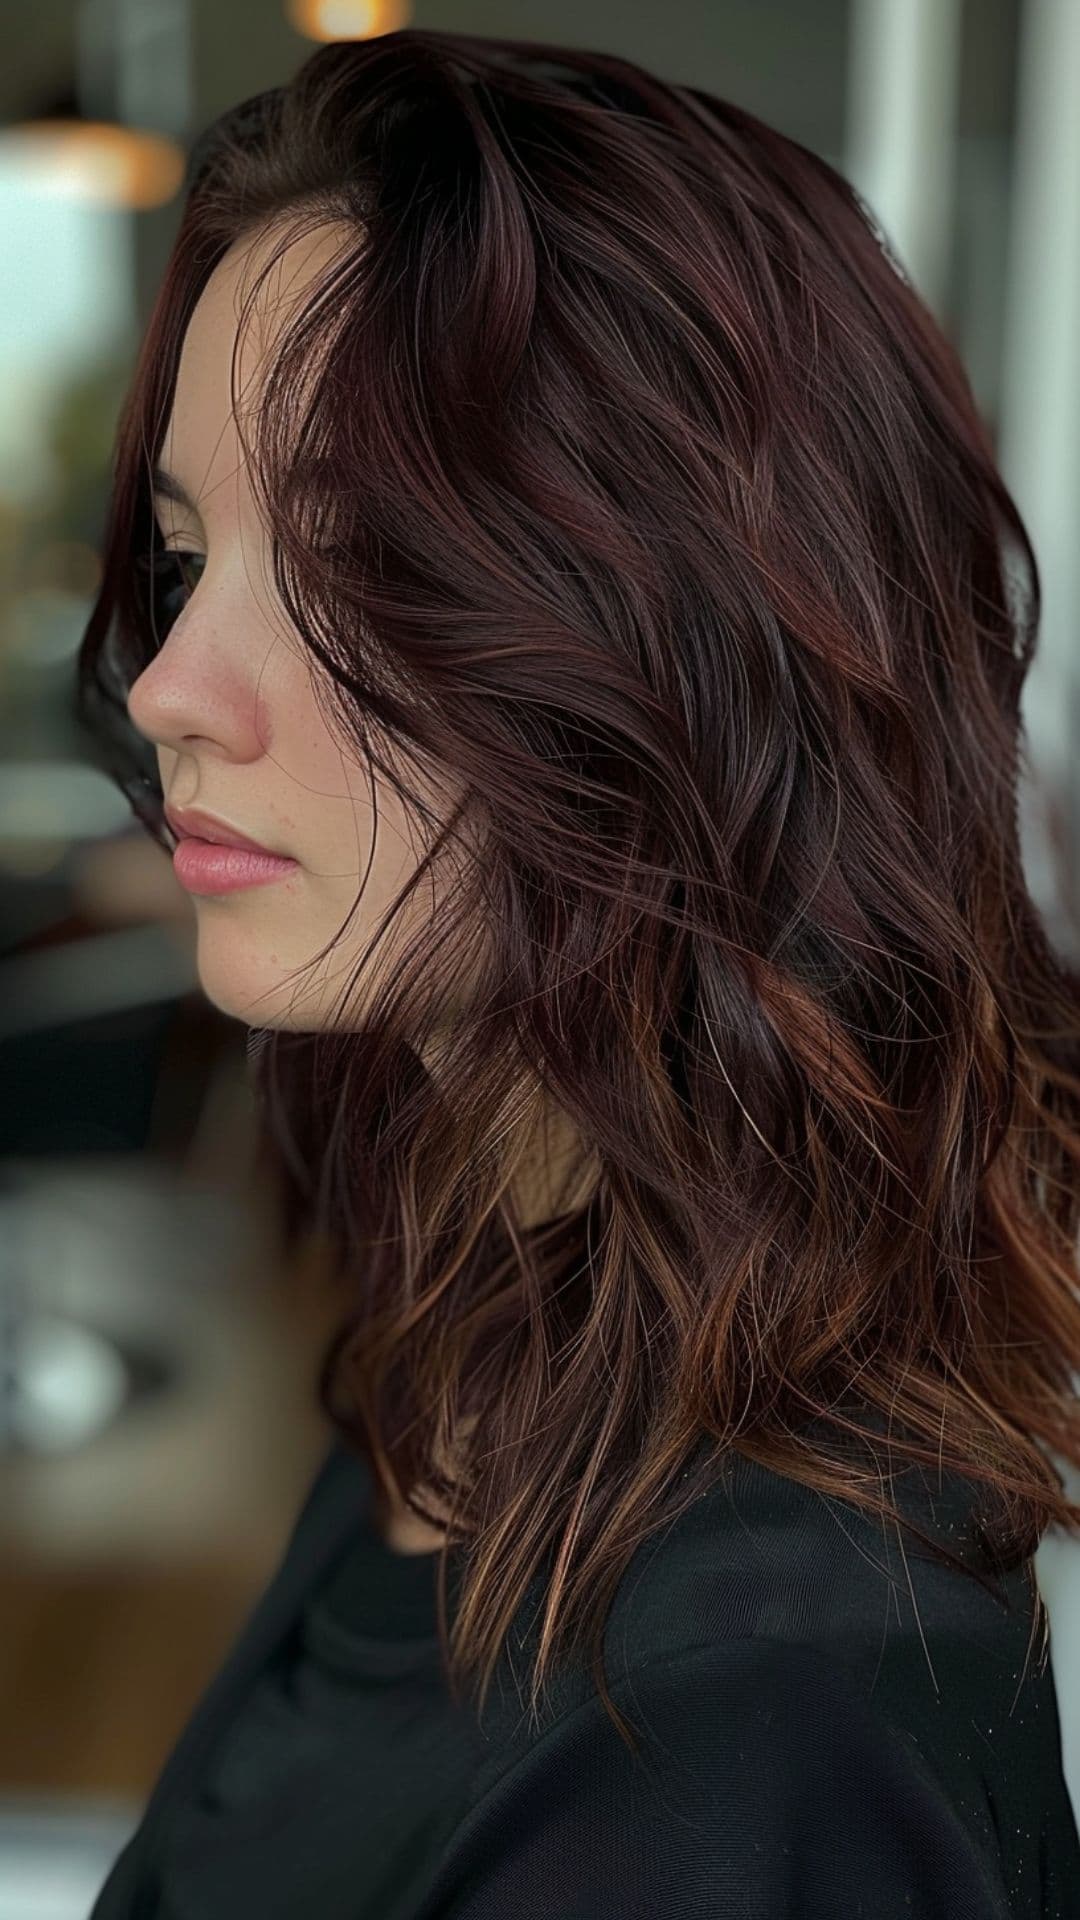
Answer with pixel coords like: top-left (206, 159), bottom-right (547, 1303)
top-left (164, 804), bottom-right (285, 855)
top-left (172, 838), bottom-right (299, 895)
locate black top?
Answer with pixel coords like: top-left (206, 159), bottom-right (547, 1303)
top-left (89, 1428), bottom-right (1080, 1919)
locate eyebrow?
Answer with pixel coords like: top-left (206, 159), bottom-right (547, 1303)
top-left (151, 464), bottom-right (203, 519)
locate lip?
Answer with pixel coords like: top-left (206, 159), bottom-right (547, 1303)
top-left (171, 837), bottom-right (299, 896)
top-left (164, 803), bottom-right (286, 857)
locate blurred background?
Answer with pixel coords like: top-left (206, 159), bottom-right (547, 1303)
top-left (1, 1), bottom-right (1078, 1913)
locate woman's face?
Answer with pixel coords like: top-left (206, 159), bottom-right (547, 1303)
top-left (126, 218), bottom-right (455, 1032)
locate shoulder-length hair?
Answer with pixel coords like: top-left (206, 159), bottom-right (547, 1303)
top-left (75, 26), bottom-right (1080, 1750)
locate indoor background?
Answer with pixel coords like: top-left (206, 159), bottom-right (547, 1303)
top-left (1, 2), bottom-right (1078, 1914)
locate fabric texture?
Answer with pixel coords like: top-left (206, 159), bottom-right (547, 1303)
top-left (87, 1425), bottom-right (1080, 1919)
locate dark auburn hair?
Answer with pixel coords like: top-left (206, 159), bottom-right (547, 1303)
top-left (74, 26), bottom-right (1080, 1751)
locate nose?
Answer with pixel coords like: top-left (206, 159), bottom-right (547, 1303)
top-left (125, 612), bottom-right (271, 771)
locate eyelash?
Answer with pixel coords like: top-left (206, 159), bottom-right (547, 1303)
top-left (132, 546), bottom-right (205, 647)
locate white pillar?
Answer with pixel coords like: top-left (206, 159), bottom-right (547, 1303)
top-left (996, 0), bottom-right (1080, 824)
top-left (996, 0), bottom-right (1080, 1831)
top-left (844, 0), bottom-right (964, 319)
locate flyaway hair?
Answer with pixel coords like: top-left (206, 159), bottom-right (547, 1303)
top-left (74, 28), bottom-right (1080, 1750)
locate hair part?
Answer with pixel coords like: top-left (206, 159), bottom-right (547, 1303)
top-left (75, 27), bottom-right (1080, 1752)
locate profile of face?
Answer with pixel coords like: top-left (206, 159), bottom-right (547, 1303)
top-left (126, 218), bottom-right (460, 1033)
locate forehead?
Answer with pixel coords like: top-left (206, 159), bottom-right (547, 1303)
top-left (155, 216), bottom-right (350, 519)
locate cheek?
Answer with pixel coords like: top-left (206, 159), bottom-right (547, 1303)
top-left (253, 683), bottom-right (276, 752)
top-left (269, 653), bottom-right (363, 800)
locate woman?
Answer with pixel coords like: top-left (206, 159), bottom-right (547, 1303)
top-left (77, 27), bottom-right (1080, 1918)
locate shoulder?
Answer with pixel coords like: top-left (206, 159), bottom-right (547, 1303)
top-left (441, 1444), bottom-right (1069, 1916)
top-left (429, 1635), bottom-right (1013, 1918)
top-left (485, 1436), bottom-right (1047, 1752)
top-left (595, 1440), bottom-right (1050, 1763)
top-left (603, 1434), bottom-right (1036, 1655)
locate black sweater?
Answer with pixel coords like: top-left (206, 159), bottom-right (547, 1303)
top-left (89, 1428), bottom-right (1080, 1919)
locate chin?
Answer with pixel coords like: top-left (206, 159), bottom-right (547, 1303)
top-left (191, 917), bottom-right (375, 1033)
top-left (193, 954), bottom-right (326, 1031)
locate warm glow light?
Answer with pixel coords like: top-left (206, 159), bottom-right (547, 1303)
top-left (0, 837), bottom-right (72, 878)
top-left (0, 121), bottom-right (185, 210)
top-left (287, 0), bottom-right (410, 43)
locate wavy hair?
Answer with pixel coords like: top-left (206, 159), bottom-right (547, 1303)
top-left (74, 27), bottom-right (1080, 1750)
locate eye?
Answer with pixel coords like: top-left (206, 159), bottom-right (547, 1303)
top-left (132, 546), bottom-right (205, 649)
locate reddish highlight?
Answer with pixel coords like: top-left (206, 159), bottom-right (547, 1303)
top-left (75, 28), bottom-right (1080, 1751)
